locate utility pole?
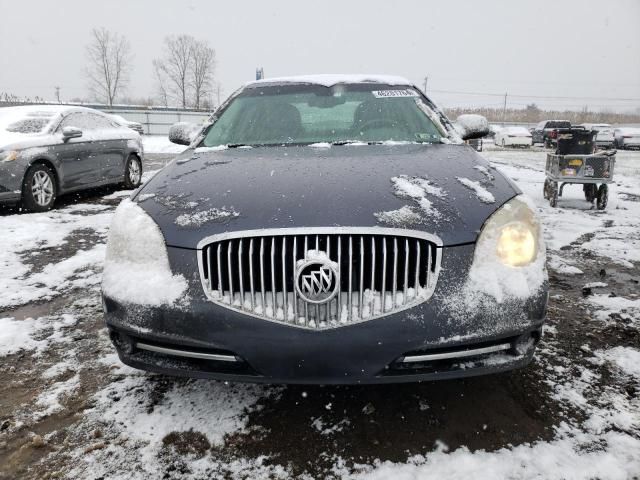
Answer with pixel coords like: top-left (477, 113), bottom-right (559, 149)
top-left (215, 83), bottom-right (222, 108)
top-left (423, 76), bottom-right (429, 94)
top-left (502, 92), bottom-right (508, 123)
top-left (55, 86), bottom-right (61, 103)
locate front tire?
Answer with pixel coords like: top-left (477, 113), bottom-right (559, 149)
top-left (597, 184), bottom-right (608, 210)
top-left (547, 180), bottom-right (558, 207)
top-left (584, 184), bottom-right (597, 203)
top-left (22, 164), bottom-right (57, 212)
top-left (123, 155), bottom-right (142, 189)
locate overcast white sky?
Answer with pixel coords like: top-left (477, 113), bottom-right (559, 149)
top-left (1, 0), bottom-right (639, 111)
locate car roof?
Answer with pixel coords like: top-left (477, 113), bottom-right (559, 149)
top-left (246, 74), bottom-right (413, 88)
top-left (0, 104), bottom-right (108, 117)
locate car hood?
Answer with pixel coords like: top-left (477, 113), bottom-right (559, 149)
top-left (0, 132), bottom-right (54, 151)
top-left (136, 143), bottom-right (520, 248)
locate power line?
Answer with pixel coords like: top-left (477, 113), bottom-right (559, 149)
top-left (428, 88), bottom-right (640, 102)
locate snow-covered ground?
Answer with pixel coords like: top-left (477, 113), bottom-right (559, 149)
top-left (142, 135), bottom-right (187, 154)
top-left (0, 148), bottom-right (638, 479)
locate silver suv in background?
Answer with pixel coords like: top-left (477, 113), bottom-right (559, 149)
top-left (580, 123), bottom-right (615, 149)
top-left (613, 128), bottom-right (640, 150)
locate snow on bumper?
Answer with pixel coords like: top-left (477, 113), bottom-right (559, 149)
top-left (0, 158), bottom-right (25, 203)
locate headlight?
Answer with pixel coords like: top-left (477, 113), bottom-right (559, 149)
top-left (477, 196), bottom-right (540, 267)
top-left (103, 199), bottom-right (187, 306)
top-left (496, 222), bottom-right (537, 266)
top-left (1, 150), bottom-right (19, 162)
top-left (467, 195), bottom-right (546, 302)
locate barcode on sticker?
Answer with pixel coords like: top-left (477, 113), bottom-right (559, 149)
top-left (372, 90), bottom-right (419, 98)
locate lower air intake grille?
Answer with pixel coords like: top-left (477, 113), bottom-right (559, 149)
top-left (198, 228), bottom-right (441, 330)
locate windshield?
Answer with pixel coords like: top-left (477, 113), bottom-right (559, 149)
top-left (547, 121), bottom-right (571, 129)
top-left (201, 84), bottom-right (445, 147)
top-left (0, 109), bottom-right (57, 134)
top-left (506, 127), bottom-right (530, 135)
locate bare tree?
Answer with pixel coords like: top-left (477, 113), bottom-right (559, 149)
top-left (154, 35), bottom-right (193, 108)
top-left (191, 39), bottom-right (216, 109)
top-left (153, 61), bottom-right (170, 107)
top-left (154, 35), bottom-right (216, 109)
top-left (85, 28), bottom-right (132, 106)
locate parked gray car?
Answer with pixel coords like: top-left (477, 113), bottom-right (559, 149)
top-left (109, 113), bottom-right (145, 135)
top-left (103, 75), bottom-right (547, 384)
top-left (0, 105), bottom-right (143, 211)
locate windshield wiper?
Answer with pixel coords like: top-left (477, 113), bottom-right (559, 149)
top-left (226, 143), bottom-right (255, 148)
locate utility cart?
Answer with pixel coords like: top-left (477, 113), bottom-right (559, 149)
top-left (543, 127), bottom-right (615, 209)
top-left (543, 150), bottom-right (616, 209)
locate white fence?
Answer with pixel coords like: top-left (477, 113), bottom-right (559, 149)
top-left (100, 108), bottom-right (212, 135)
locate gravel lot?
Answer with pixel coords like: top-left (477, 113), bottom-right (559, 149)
top-left (1, 142), bottom-right (639, 479)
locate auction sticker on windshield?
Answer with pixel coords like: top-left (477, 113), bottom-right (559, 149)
top-left (372, 89), bottom-right (419, 98)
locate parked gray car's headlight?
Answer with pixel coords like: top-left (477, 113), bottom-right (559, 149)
top-left (466, 195), bottom-right (546, 302)
top-left (103, 199), bottom-right (187, 306)
top-left (475, 195), bottom-right (540, 267)
top-left (0, 150), bottom-right (19, 162)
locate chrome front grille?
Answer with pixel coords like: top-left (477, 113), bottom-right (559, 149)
top-left (197, 228), bottom-right (442, 330)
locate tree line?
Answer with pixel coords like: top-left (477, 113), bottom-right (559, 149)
top-left (445, 103), bottom-right (640, 125)
top-left (85, 27), bottom-right (217, 109)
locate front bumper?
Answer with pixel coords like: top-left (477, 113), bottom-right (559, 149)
top-left (0, 161), bottom-right (24, 204)
top-left (103, 244), bottom-right (548, 384)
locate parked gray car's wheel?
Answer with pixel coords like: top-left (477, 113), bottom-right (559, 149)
top-left (124, 155), bottom-right (142, 189)
top-left (22, 164), bottom-right (57, 212)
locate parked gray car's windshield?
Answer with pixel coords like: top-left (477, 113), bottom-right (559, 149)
top-left (201, 85), bottom-right (444, 147)
top-left (0, 112), bottom-right (56, 134)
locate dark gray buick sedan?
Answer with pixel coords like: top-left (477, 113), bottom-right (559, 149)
top-left (103, 75), bottom-right (548, 384)
top-left (0, 105), bottom-right (143, 211)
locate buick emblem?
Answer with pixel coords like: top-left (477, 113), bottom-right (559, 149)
top-left (295, 257), bottom-right (339, 304)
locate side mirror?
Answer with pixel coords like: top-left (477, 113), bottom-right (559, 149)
top-left (62, 126), bottom-right (83, 139)
top-left (169, 122), bottom-right (201, 146)
top-left (455, 114), bottom-right (489, 141)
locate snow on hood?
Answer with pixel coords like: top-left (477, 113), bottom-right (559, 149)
top-left (135, 143), bottom-right (520, 249)
top-left (0, 105), bottom-right (63, 150)
top-left (246, 74), bottom-right (412, 88)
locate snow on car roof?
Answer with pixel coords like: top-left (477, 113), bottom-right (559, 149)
top-left (246, 74), bottom-right (413, 88)
top-left (0, 104), bottom-right (104, 123)
top-left (0, 105), bottom-right (107, 146)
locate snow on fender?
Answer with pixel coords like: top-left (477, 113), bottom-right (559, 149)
top-left (102, 199), bottom-right (188, 307)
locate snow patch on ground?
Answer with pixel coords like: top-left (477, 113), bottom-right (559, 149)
top-left (34, 373), bottom-right (81, 418)
top-left (596, 346), bottom-right (640, 379)
top-left (67, 375), bottom-right (280, 479)
top-left (0, 314), bottom-right (78, 357)
top-left (0, 206), bottom-right (112, 308)
top-left (142, 135), bottom-right (187, 154)
top-left (346, 428), bottom-right (640, 480)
